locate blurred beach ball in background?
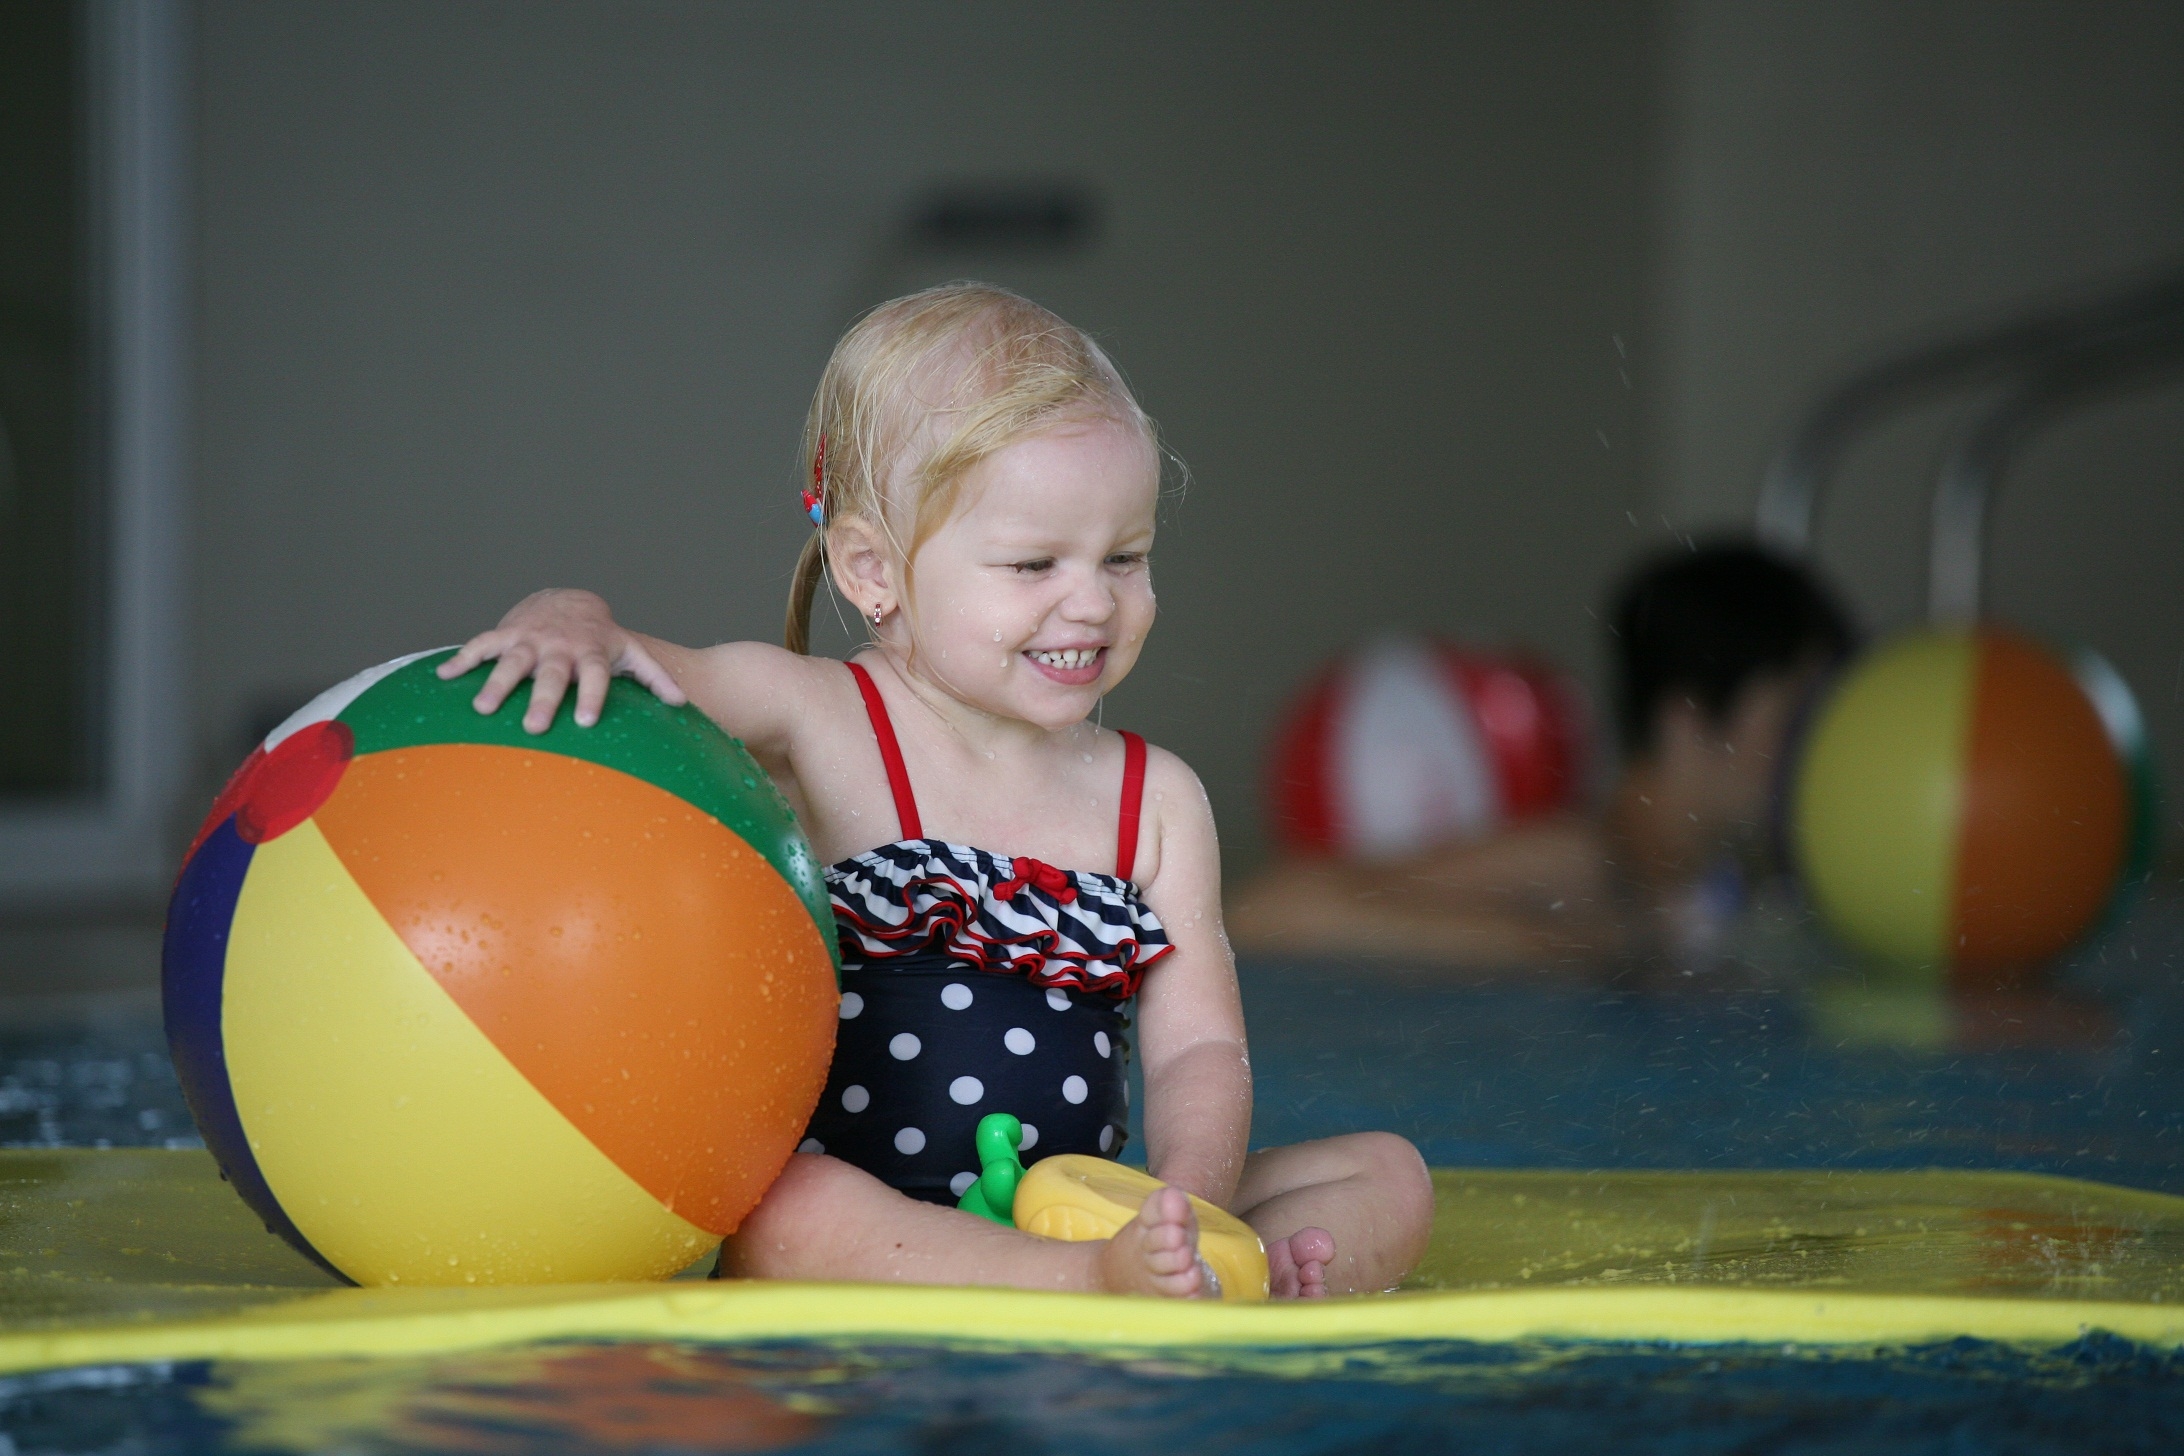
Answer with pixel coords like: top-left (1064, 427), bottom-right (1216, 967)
top-left (1791, 627), bottom-right (2147, 985)
top-left (163, 650), bottom-right (839, 1287)
top-left (1269, 636), bottom-right (1592, 859)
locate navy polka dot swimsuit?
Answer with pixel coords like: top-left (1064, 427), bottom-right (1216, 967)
top-left (799, 663), bottom-right (1174, 1205)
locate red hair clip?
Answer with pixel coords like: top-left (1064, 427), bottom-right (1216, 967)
top-left (800, 436), bottom-right (826, 527)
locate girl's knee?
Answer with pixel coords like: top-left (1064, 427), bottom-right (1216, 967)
top-left (1354, 1132), bottom-right (1434, 1226)
top-left (1371, 1129), bottom-right (1429, 1177)
top-left (723, 1153), bottom-right (861, 1277)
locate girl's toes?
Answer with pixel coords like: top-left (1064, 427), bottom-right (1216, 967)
top-left (1095, 1187), bottom-right (1210, 1299)
top-left (1148, 1241), bottom-right (1195, 1276)
top-left (1140, 1189), bottom-right (1196, 1253)
top-left (1154, 1254), bottom-right (1205, 1299)
top-left (1288, 1226), bottom-right (1336, 1267)
top-left (1267, 1228), bottom-right (1338, 1300)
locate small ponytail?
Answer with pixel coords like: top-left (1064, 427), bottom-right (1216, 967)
top-left (784, 530), bottom-right (827, 655)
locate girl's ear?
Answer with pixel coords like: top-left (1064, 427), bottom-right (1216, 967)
top-left (825, 515), bottom-right (896, 618)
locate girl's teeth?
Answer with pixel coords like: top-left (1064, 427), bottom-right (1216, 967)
top-left (1030, 648), bottom-right (1099, 669)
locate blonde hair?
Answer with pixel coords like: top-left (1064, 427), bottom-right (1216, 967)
top-left (785, 282), bottom-right (1154, 654)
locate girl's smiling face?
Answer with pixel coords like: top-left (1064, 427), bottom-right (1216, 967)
top-left (900, 416), bottom-right (1158, 731)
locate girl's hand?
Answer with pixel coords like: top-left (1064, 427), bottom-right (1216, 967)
top-left (437, 589), bottom-right (687, 733)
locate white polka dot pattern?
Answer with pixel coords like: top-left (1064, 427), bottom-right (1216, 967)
top-left (803, 940), bottom-right (1134, 1202)
top-left (1018, 1123), bottom-right (1038, 1150)
top-left (950, 1171), bottom-right (978, 1197)
top-left (808, 813), bottom-right (1157, 1203)
top-left (798, 1137), bottom-right (824, 1154)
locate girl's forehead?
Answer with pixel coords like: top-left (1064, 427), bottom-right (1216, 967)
top-left (953, 420), bottom-right (1158, 531)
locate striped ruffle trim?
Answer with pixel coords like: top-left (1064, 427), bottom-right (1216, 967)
top-left (826, 839), bottom-right (1173, 1000)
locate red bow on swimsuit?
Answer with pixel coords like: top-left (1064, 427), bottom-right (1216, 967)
top-left (993, 856), bottom-right (1077, 905)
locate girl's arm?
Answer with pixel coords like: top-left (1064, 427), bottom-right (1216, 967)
top-left (439, 588), bottom-right (823, 766)
top-left (1131, 750), bottom-right (1253, 1210)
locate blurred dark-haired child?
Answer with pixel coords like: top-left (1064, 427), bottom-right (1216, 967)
top-left (1227, 541), bottom-right (1855, 969)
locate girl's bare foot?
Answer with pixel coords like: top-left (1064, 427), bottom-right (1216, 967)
top-left (1266, 1226), bottom-right (1335, 1298)
top-left (1095, 1186), bottom-right (1208, 1298)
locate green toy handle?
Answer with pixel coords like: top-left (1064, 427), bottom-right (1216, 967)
top-left (956, 1112), bottom-right (1025, 1225)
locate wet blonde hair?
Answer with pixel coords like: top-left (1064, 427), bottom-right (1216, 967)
top-left (785, 282), bottom-right (1155, 654)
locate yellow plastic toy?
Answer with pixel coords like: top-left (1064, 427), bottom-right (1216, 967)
top-left (1013, 1156), bottom-right (1272, 1302)
top-left (956, 1112), bottom-right (1269, 1300)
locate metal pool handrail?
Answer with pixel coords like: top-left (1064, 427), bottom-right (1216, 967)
top-left (1927, 314), bottom-right (2184, 622)
top-left (1753, 265), bottom-right (2184, 558)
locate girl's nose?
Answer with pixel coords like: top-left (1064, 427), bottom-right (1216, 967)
top-left (1058, 567), bottom-right (1116, 624)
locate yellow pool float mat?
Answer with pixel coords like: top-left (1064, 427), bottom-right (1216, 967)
top-left (4, 1149), bottom-right (2183, 1372)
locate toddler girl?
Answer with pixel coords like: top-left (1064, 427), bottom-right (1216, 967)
top-left (442, 283), bottom-right (1433, 1298)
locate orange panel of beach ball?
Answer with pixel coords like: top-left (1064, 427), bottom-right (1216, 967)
top-left (1791, 628), bottom-right (2129, 984)
top-left (163, 650), bottom-right (839, 1286)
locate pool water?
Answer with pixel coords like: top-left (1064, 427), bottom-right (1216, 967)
top-left (0, 1016), bottom-right (192, 1152)
top-left (1242, 919), bottom-right (2184, 1192)
top-left (2, 1336), bottom-right (2181, 1454)
top-left (3, 889), bottom-right (2182, 1451)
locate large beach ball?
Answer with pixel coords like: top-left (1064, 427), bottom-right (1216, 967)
top-left (1270, 636), bottom-right (1591, 858)
top-left (1791, 627), bottom-right (2133, 983)
top-left (163, 650), bottom-right (839, 1286)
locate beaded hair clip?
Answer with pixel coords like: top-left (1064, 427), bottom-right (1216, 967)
top-left (799, 437), bottom-right (827, 527)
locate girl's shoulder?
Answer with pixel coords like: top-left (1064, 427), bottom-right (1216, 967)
top-left (682, 638), bottom-right (844, 695)
top-left (1135, 738), bottom-right (1210, 819)
top-left (674, 640), bottom-right (863, 759)
top-left (1118, 737), bottom-right (1215, 895)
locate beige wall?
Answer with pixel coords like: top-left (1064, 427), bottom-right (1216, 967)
top-left (192, 1), bottom-right (1656, 872)
top-left (1653, 0), bottom-right (2184, 846)
top-left (195, 0), bottom-right (2184, 880)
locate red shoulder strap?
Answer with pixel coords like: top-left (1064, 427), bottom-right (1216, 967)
top-left (1115, 730), bottom-right (1147, 882)
top-left (847, 662), bottom-right (922, 840)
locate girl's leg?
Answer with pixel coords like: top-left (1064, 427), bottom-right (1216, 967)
top-left (1234, 1132), bottom-right (1434, 1297)
top-left (720, 1152), bottom-right (1211, 1297)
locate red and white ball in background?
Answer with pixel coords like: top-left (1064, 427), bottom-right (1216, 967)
top-left (1268, 637), bottom-right (1594, 859)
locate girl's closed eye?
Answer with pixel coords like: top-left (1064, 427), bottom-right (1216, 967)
top-left (1009, 557), bottom-right (1057, 575)
top-left (1106, 552), bottom-right (1148, 570)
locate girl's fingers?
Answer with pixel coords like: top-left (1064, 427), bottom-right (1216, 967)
top-left (437, 647), bottom-right (477, 680)
top-left (572, 652), bottom-right (611, 727)
top-left (524, 657), bottom-right (573, 734)
top-left (447, 608), bottom-right (650, 730)
top-left (473, 642), bottom-right (538, 715)
top-left (437, 630), bottom-right (508, 680)
top-left (622, 644), bottom-right (688, 707)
